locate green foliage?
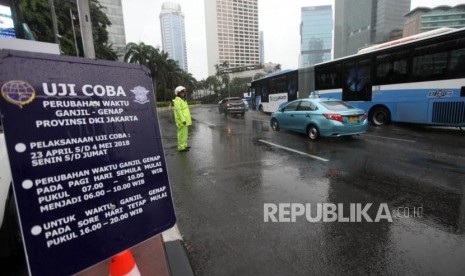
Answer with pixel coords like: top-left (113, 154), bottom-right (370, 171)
top-left (229, 77), bottom-right (250, 98)
top-left (18, 0), bottom-right (117, 60)
top-left (124, 42), bottom-right (197, 102)
top-left (156, 101), bottom-right (172, 108)
top-left (196, 94), bottom-right (219, 104)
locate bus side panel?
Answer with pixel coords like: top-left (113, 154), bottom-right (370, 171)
top-left (396, 102), bottom-right (428, 123)
top-left (427, 90), bottom-right (465, 126)
top-left (372, 85), bottom-right (429, 123)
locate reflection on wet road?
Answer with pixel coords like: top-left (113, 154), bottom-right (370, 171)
top-left (160, 105), bottom-right (465, 275)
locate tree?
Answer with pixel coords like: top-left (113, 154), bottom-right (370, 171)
top-left (124, 42), bottom-right (160, 96)
top-left (205, 75), bottom-right (221, 96)
top-left (215, 61), bottom-right (231, 97)
top-left (124, 42), bottom-right (193, 102)
top-left (89, 0), bottom-right (118, 60)
top-left (178, 71), bottom-right (196, 100)
top-left (229, 77), bottom-right (250, 98)
top-left (19, 0), bottom-right (117, 60)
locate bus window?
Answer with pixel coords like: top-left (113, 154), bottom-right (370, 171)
top-left (376, 51), bottom-right (408, 84)
top-left (287, 74), bottom-right (298, 101)
top-left (413, 44), bottom-right (448, 79)
top-left (316, 64), bottom-right (341, 90)
top-left (260, 86), bottom-right (268, 102)
top-left (269, 79), bottom-right (276, 99)
top-left (276, 76), bottom-right (287, 93)
top-left (449, 48), bottom-right (465, 77)
top-left (342, 59), bottom-right (371, 101)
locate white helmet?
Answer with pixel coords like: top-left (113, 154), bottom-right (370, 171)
top-left (174, 86), bottom-right (186, 95)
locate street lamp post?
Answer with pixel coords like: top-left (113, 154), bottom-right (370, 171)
top-left (70, 9), bottom-right (79, 56)
top-left (76, 0), bottom-right (95, 58)
top-left (227, 73), bottom-right (230, 98)
top-left (48, 0), bottom-right (60, 45)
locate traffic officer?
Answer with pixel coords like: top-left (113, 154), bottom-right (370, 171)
top-left (172, 86), bottom-right (192, 152)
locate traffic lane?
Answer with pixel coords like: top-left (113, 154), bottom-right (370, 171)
top-left (159, 107), bottom-right (465, 275)
top-left (163, 107), bottom-right (465, 274)
top-left (262, 118), bottom-right (464, 187)
top-left (190, 104), bottom-right (248, 128)
top-left (262, 121), bottom-right (464, 231)
top-left (197, 108), bottom-right (465, 247)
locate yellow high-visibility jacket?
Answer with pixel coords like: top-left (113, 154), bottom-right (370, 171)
top-left (172, 96), bottom-right (192, 127)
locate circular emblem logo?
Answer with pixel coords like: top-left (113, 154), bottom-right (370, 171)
top-left (1, 80), bottom-right (36, 107)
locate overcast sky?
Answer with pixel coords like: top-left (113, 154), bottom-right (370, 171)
top-left (121, 0), bottom-right (465, 80)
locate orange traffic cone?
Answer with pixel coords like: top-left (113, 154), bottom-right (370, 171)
top-left (109, 250), bottom-right (141, 276)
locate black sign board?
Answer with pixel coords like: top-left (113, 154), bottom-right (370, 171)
top-left (0, 50), bottom-right (176, 275)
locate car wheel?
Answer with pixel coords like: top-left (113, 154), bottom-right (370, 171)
top-left (370, 107), bottom-right (391, 126)
top-left (271, 119), bottom-right (280, 131)
top-left (307, 125), bottom-right (320, 140)
top-left (241, 113), bottom-right (245, 116)
top-left (259, 105), bottom-right (264, 112)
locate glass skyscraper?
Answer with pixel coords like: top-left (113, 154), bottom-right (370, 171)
top-left (300, 5), bottom-right (333, 68)
top-left (160, 2), bottom-right (188, 71)
top-left (334, 0), bottom-right (410, 58)
top-left (99, 0), bottom-right (127, 61)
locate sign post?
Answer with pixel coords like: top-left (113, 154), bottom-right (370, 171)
top-left (0, 50), bottom-right (176, 276)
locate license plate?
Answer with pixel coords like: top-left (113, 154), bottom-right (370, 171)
top-left (348, 116), bottom-right (358, 123)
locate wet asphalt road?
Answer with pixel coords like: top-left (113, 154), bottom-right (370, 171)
top-left (160, 105), bottom-right (465, 276)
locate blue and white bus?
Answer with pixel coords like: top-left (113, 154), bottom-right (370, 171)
top-left (250, 69), bottom-right (298, 113)
top-left (313, 27), bottom-right (465, 126)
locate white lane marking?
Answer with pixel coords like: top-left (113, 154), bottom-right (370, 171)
top-left (259, 139), bottom-right (329, 162)
top-left (197, 120), bottom-right (217, 127)
top-left (364, 134), bottom-right (416, 143)
top-left (162, 224), bottom-right (183, 242)
top-left (199, 121), bottom-right (216, 127)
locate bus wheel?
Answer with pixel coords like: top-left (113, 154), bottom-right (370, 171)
top-left (370, 107), bottom-right (391, 126)
top-left (307, 125), bottom-right (320, 140)
top-left (271, 119), bottom-right (280, 131)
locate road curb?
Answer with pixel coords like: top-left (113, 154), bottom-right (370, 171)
top-left (162, 224), bottom-right (194, 276)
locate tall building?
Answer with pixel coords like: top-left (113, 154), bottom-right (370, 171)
top-left (334, 0), bottom-right (410, 59)
top-left (404, 5), bottom-right (465, 36)
top-left (99, 0), bottom-right (127, 61)
top-left (160, 2), bottom-right (188, 71)
top-left (300, 5), bottom-right (333, 68)
top-left (204, 0), bottom-right (260, 76)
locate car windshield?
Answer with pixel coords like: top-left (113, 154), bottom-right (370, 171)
top-left (320, 101), bottom-right (354, 111)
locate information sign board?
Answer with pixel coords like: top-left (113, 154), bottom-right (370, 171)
top-left (0, 50), bottom-right (176, 276)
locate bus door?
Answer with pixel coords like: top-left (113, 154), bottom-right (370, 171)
top-left (342, 59), bottom-right (372, 103)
